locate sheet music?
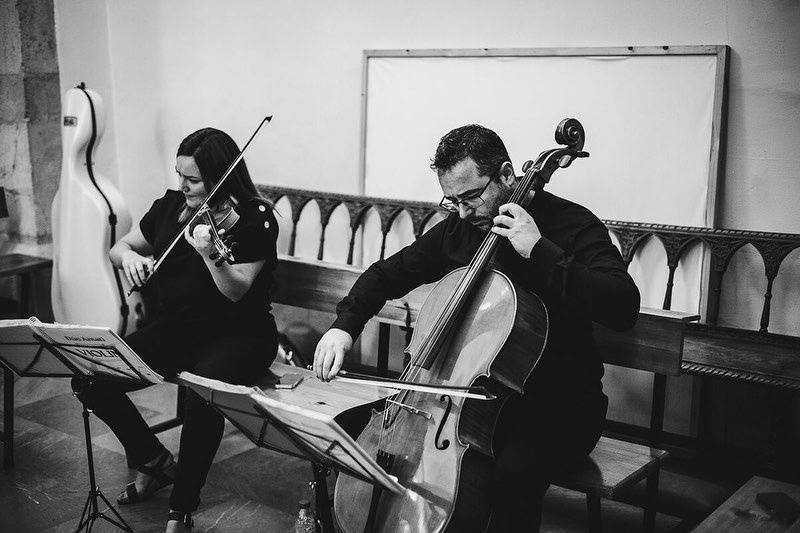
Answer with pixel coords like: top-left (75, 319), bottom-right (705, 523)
top-left (179, 370), bottom-right (404, 495)
top-left (0, 318), bottom-right (73, 375)
top-left (0, 318), bottom-right (162, 383)
top-left (177, 372), bottom-right (304, 458)
top-left (249, 391), bottom-right (405, 495)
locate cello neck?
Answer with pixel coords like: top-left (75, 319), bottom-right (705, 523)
top-left (407, 166), bottom-right (541, 369)
top-left (408, 118), bottom-right (589, 370)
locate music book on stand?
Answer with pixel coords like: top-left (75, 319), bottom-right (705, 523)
top-left (178, 366), bottom-right (404, 495)
top-left (0, 317), bottom-right (162, 383)
top-left (0, 317), bottom-right (163, 532)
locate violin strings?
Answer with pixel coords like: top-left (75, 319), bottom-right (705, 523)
top-left (149, 116), bottom-right (271, 277)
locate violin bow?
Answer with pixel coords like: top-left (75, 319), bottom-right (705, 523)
top-left (127, 115), bottom-right (272, 295)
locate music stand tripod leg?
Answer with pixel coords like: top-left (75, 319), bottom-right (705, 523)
top-left (312, 462), bottom-right (334, 532)
top-left (3, 365), bottom-right (13, 470)
top-left (73, 385), bottom-right (133, 533)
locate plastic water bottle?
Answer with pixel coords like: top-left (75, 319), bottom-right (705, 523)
top-left (294, 500), bottom-right (316, 533)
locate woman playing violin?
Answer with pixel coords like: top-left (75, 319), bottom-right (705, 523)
top-left (72, 127), bottom-right (278, 532)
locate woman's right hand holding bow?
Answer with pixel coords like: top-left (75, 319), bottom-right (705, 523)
top-left (121, 250), bottom-right (154, 287)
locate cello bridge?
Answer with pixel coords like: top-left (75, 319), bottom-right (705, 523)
top-left (387, 399), bottom-right (432, 420)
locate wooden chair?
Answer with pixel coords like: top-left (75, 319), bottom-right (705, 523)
top-left (548, 308), bottom-right (698, 532)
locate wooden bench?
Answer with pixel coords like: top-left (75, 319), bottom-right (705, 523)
top-left (557, 308), bottom-right (699, 532)
top-left (692, 475), bottom-right (800, 532)
top-left (271, 254), bottom-right (699, 532)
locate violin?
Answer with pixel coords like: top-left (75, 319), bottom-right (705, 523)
top-left (128, 116), bottom-right (272, 295)
top-left (334, 119), bottom-right (589, 533)
top-left (190, 201), bottom-right (241, 266)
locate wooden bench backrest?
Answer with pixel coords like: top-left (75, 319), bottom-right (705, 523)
top-left (260, 185), bottom-right (800, 390)
top-left (272, 255), bottom-right (698, 376)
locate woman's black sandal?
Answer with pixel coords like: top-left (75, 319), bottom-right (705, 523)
top-left (116, 449), bottom-right (176, 505)
top-left (167, 510), bottom-right (193, 530)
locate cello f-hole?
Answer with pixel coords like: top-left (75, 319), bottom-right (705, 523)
top-left (435, 394), bottom-right (452, 450)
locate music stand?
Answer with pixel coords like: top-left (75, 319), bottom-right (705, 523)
top-left (178, 366), bottom-right (402, 533)
top-left (0, 318), bottom-right (163, 532)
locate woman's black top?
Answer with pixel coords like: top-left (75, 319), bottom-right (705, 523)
top-left (140, 189), bottom-right (278, 336)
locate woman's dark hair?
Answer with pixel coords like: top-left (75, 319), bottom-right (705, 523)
top-left (430, 124), bottom-right (511, 178)
top-left (177, 128), bottom-right (261, 205)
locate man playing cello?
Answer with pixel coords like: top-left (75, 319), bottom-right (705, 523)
top-left (313, 124), bottom-right (640, 531)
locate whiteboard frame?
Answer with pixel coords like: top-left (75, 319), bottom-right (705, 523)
top-left (357, 45), bottom-right (729, 229)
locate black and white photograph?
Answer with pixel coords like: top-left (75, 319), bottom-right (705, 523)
top-left (1, 1), bottom-right (799, 532)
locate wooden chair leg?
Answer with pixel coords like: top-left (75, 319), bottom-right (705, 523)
top-left (149, 383), bottom-right (186, 434)
top-left (587, 495), bottom-right (602, 533)
top-left (176, 383), bottom-right (186, 424)
top-left (377, 322), bottom-right (390, 377)
top-left (643, 468), bottom-right (660, 532)
top-left (3, 366), bottom-right (13, 469)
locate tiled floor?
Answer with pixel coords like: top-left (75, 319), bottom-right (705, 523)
top-left (2, 378), bottom-right (299, 532)
top-left (1, 376), bottom-right (725, 532)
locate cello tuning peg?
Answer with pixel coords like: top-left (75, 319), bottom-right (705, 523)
top-left (209, 252), bottom-right (220, 261)
top-left (521, 160), bottom-right (534, 173)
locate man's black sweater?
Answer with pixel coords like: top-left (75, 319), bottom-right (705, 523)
top-left (331, 190), bottom-right (640, 405)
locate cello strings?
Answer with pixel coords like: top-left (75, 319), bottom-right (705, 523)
top-left (402, 164), bottom-right (537, 381)
top-left (381, 162), bottom-right (541, 451)
top-left (398, 164), bottom-right (538, 390)
top-left (388, 166), bottom-right (538, 435)
top-left (380, 149), bottom-right (574, 460)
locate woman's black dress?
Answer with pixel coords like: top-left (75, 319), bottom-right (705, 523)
top-left (73, 189), bottom-right (279, 512)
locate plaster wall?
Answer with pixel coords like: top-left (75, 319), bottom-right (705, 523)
top-left (52, 1), bottom-right (800, 236)
top-left (50, 0), bottom-right (800, 434)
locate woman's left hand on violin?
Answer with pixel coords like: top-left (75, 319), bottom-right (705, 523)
top-left (184, 223), bottom-right (225, 258)
top-left (491, 203), bottom-right (541, 259)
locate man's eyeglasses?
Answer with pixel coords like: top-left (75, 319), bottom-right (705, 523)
top-left (439, 178), bottom-right (493, 213)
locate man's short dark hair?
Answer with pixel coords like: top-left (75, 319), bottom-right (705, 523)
top-left (430, 124), bottom-right (511, 177)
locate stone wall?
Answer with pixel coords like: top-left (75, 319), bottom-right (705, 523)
top-left (0, 0), bottom-right (60, 251)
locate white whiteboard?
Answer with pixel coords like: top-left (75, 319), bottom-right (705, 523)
top-left (358, 48), bottom-right (728, 435)
top-left (362, 47), bottom-right (726, 228)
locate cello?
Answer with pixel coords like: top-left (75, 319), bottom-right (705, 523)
top-left (334, 119), bottom-right (589, 532)
top-left (51, 83), bottom-right (141, 333)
